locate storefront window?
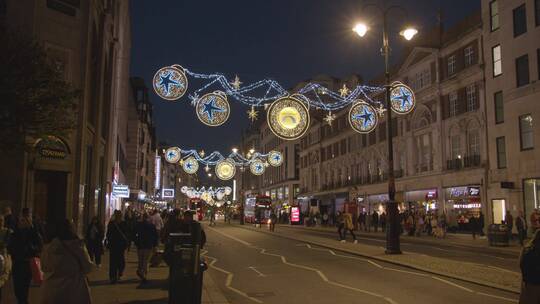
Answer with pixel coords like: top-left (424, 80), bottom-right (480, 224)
top-left (445, 186), bottom-right (482, 232)
top-left (524, 178), bottom-right (540, 225)
top-left (285, 187), bottom-right (289, 199)
top-left (277, 187), bottom-right (283, 200)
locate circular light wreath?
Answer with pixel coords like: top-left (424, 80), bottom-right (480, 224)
top-left (153, 65), bottom-right (188, 101)
top-left (196, 91), bottom-right (230, 127)
top-left (183, 157), bottom-right (199, 174)
top-left (250, 159), bottom-right (266, 175)
top-left (267, 150), bottom-right (283, 167)
top-left (390, 82), bottom-right (415, 115)
top-left (215, 159), bottom-right (236, 180)
top-left (348, 101), bottom-right (378, 134)
top-left (165, 147), bottom-right (181, 163)
top-left (267, 96), bottom-right (310, 141)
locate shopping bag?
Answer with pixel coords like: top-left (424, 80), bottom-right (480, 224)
top-left (30, 257), bottom-right (43, 285)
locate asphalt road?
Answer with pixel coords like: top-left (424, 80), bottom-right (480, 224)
top-left (275, 225), bottom-right (520, 272)
top-left (202, 224), bottom-right (519, 304)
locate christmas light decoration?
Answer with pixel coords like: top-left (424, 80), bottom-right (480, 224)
top-left (390, 83), bottom-right (415, 114)
top-left (215, 159), bottom-right (236, 180)
top-left (250, 159), bottom-right (266, 175)
top-left (267, 96), bottom-right (310, 140)
top-left (267, 150), bottom-right (283, 167)
top-left (153, 66), bottom-right (188, 100)
top-left (348, 101), bottom-right (378, 134)
top-left (196, 91), bottom-right (230, 126)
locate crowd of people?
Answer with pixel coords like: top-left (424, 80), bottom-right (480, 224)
top-left (0, 205), bottom-right (205, 304)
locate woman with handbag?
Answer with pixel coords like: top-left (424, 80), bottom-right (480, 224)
top-left (106, 210), bottom-right (129, 284)
top-left (7, 208), bottom-right (43, 304)
top-left (40, 219), bottom-right (94, 304)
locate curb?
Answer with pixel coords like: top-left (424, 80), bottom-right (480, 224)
top-left (236, 224), bottom-right (521, 295)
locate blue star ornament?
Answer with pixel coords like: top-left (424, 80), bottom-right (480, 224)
top-left (202, 97), bottom-right (226, 121)
top-left (159, 72), bottom-right (181, 94)
top-left (167, 151), bottom-right (176, 159)
top-left (186, 163), bottom-right (193, 169)
top-left (273, 155), bottom-right (281, 162)
top-left (391, 85), bottom-right (415, 114)
top-left (352, 107), bottom-right (374, 128)
top-left (256, 164), bottom-right (263, 171)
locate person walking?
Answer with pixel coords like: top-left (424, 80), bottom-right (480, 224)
top-left (134, 213), bottom-right (158, 283)
top-left (40, 219), bottom-right (93, 304)
top-left (380, 212), bottom-right (387, 233)
top-left (470, 214), bottom-right (479, 240)
top-left (516, 211), bottom-right (528, 246)
top-left (269, 212), bottom-right (277, 232)
top-left (371, 211), bottom-right (379, 233)
top-left (358, 211), bottom-right (366, 232)
top-left (149, 209), bottom-right (164, 241)
top-left (505, 211), bottom-right (514, 241)
top-left (85, 216), bottom-right (104, 268)
top-left (8, 208), bottom-right (43, 304)
top-left (519, 230), bottom-right (540, 303)
top-left (0, 216), bottom-right (12, 301)
top-left (341, 212), bottom-right (358, 243)
top-left (336, 212), bottom-right (345, 241)
top-left (530, 209), bottom-right (540, 234)
top-left (478, 211), bottom-right (486, 237)
top-left (106, 210), bottom-right (129, 284)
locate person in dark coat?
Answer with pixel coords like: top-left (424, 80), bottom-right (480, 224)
top-left (106, 210), bottom-right (129, 284)
top-left (85, 216), bottom-right (104, 267)
top-left (470, 215), bottom-right (479, 239)
top-left (505, 211), bottom-right (514, 240)
top-left (380, 212), bottom-right (387, 232)
top-left (3, 206), bottom-right (16, 231)
top-left (516, 211), bottom-right (528, 246)
top-left (123, 207), bottom-right (136, 251)
top-left (371, 211), bottom-right (379, 233)
top-left (8, 209), bottom-right (43, 304)
top-left (519, 230), bottom-right (540, 303)
top-left (478, 212), bottom-right (485, 236)
top-left (134, 213), bottom-right (158, 283)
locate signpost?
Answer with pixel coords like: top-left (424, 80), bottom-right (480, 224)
top-left (112, 184), bottom-right (130, 198)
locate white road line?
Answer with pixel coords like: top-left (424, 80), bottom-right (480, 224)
top-left (486, 266), bottom-right (521, 275)
top-left (248, 266), bottom-right (267, 277)
top-left (203, 254), bottom-right (263, 303)
top-left (208, 226), bottom-right (252, 246)
top-left (431, 276), bottom-right (474, 293)
top-left (476, 292), bottom-right (519, 303)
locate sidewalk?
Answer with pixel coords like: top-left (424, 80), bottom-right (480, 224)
top-left (2, 248), bottom-right (230, 304)
top-left (238, 223), bottom-right (522, 294)
top-left (279, 224), bottom-right (522, 254)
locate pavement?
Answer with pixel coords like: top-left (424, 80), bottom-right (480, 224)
top-left (202, 223), bottom-right (520, 304)
top-left (1, 248), bottom-right (230, 304)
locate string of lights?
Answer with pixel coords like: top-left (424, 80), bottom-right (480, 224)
top-left (179, 149), bottom-right (274, 166)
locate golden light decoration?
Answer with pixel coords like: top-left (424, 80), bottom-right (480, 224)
top-left (215, 159), bottom-right (236, 180)
top-left (267, 96), bottom-right (310, 141)
top-left (247, 106), bottom-right (258, 122)
top-left (250, 159), bottom-right (266, 175)
top-left (196, 91), bottom-right (230, 127)
top-left (182, 157), bottom-right (199, 174)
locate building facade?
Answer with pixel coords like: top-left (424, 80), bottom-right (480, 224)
top-left (482, 0), bottom-right (540, 226)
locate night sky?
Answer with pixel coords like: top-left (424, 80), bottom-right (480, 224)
top-left (130, 0), bottom-right (479, 155)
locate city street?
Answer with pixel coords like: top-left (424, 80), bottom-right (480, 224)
top-left (203, 224), bottom-right (519, 304)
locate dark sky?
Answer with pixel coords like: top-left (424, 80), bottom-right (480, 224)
top-left (130, 0), bottom-right (480, 155)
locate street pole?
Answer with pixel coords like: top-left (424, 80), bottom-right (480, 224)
top-left (239, 167), bottom-right (245, 225)
top-left (382, 10), bottom-right (401, 254)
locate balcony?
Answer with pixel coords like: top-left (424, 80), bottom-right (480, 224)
top-left (464, 155), bottom-right (481, 168)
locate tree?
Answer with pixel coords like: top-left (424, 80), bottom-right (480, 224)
top-left (0, 25), bottom-right (80, 154)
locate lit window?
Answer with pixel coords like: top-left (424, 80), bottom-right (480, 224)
top-left (520, 114), bottom-right (534, 150)
top-left (492, 45), bottom-right (502, 77)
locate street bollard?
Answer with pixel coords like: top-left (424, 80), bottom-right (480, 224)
top-left (165, 223), bottom-right (206, 304)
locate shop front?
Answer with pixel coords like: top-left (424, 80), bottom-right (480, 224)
top-left (404, 189), bottom-right (438, 212)
top-left (444, 185), bottom-right (482, 232)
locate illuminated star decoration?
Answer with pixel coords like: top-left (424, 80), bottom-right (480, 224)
top-left (255, 163), bottom-right (263, 172)
top-left (202, 96), bottom-right (226, 121)
top-left (339, 84), bottom-right (350, 97)
top-left (352, 107), bottom-right (375, 129)
top-left (247, 106), bottom-right (258, 122)
top-left (158, 72), bottom-right (182, 94)
top-left (272, 154), bottom-right (281, 163)
top-left (324, 111), bottom-right (337, 126)
top-left (167, 150), bottom-right (177, 161)
top-left (392, 87), bottom-right (413, 112)
top-left (231, 75), bottom-right (243, 90)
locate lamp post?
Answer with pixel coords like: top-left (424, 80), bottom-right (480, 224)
top-left (353, 4), bottom-right (417, 254)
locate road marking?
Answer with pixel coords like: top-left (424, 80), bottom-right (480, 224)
top-left (486, 266), bottom-right (520, 275)
top-left (431, 276), bottom-right (474, 292)
top-left (203, 254), bottom-right (263, 303)
top-left (248, 266), bottom-right (267, 277)
top-left (208, 226), bottom-right (252, 246)
top-left (476, 292), bottom-right (518, 303)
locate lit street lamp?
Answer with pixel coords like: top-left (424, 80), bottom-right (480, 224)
top-left (353, 4), bottom-right (417, 255)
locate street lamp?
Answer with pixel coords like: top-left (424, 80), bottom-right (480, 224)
top-left (232, 147), bottom-right (238, 154)
top-left (353, 4), bottom-right (417, 255)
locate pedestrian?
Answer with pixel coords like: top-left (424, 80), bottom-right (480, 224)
top-left (134, 213), bottom-right (158, 283)
top-left (516, 211), bottom-right (528, 246)
top-left (470, 214), bottom-right (479, 239)
top-left (336, 212), bottom-right (344, 241)
top-left (40, 219), bottom-right (93, 304)
top-left (505, 211), bottom-right (514, 240)
top-left (0, 215), bottom-right (12, 301)
top-left (406, 213), bottom-right (415, 236)
top-left (531, 209), bottom-right (540, 234)
top-left (209, 207), bottom-right (216, 227)
top-left (357, 211), bottom-right (366, 232)
top-left (3, 206), bottom-right (16, 231)
top-left (123, 207), bottom-right (136, 251)
top-left (415, 213), bottom-right (424, 237)
top-left (106, 210), bottom-right (129, 284)
top-left (322, 213), bottom-right (329, 226)
top-left (149, 209), bottom-right (164, 240)
top-left (85, 216), bottom-right (104, 268)
top-left (269, 212), bottom-right (277, 232)
top-left (8, 208), bottom-right (43, 304)
top-left (519, 230), bottom-right (540, 303)
top-left (341, 211), bottom-right (358, 243)
top-left (380, 212), bottom-right (387, 232)
top-left (371, 211), bottom-right (379, 233)
top-left (478, 211), bottom-right (485, 237)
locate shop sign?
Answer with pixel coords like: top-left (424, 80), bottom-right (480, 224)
top-left (162, 188), bottom-right (175, 198)
top-left (291, 207), bottom-right (300, 223)
top-left (449, 187), bottom-right (468, 198)
top-left (35, 136), bottom-right (69, 159)
top-left (468, 187), bottom-right (480, 197)
top-left (112, 184), bottom-right (130, 198)
top-left (453, 203), bottom-right (481, 209)
top-left (426, 190), bottom-right (437, 199)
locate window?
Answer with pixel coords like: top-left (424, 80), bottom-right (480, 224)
top-left (513, 4), bottom-right (527, 37)
top-left (537, 49), bottom-right (540, 80)
top-left (516, 54), bottom-right (530, 87)
top-left (449, 92), bottom-right (458, 117)
top-left (468, 130), bottom-right (480, 156)
top-left (490, 1), bottom-right (500, 31)
top-left (451, 135), bottom-right (461, 160)
top-left (492, 45), bottom-right (502, 77)
top-left (494, 91), bottom-right (504, 124)
top-left (536, 0), bottom-right (540, 26)
top-left (496, 136), bottom-right (507, 168)
top-left (466, 85), bottom-right (477, 111)
top-left (519, 114), bottom-right (534, 150)
top-left (448, 55), bottom-right (456, 75)
top-left (464, 46), bottom-right (474, 66)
